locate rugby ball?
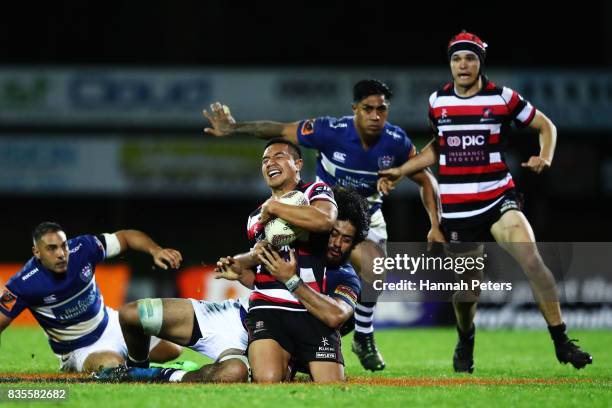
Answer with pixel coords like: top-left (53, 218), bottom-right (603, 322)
top-left (264, 190), bottom-right (308, 247)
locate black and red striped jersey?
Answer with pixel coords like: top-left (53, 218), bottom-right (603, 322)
top-left (428, 77), bottom-right (536, 220)
top-left (247, 181), bottom-right (336, 312)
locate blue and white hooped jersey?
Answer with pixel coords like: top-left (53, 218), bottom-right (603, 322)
top-left (297, 116), bottom-right (413, 214)
top-left (0, 235), bottom-right (115, 354)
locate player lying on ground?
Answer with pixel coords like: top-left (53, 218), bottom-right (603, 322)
top-left (378, 31), bottom-right (592, 372)
top-left (0, 222), bottom-right (182, 373)
top-left (95, 187), bottom-right (365, 383)
top-left (203, 79), bottom-right (443, 371)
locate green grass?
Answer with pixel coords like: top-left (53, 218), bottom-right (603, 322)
top-left (0, 326), bottom-right (610, 407)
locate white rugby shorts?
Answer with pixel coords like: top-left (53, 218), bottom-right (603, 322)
top-left (189, 298), bottom-right (248, 361)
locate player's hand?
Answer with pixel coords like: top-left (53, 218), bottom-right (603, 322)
top-left (426, 226), bottom-right (446, 251)
top-left (521, 156), bottom-right (550, 174)
top-left (253, 240), bottom-right (270, 252)
top-left (377, 176), bottom-right (401, 196)
top-left (203, 102), bottom-right (236, 137)
top-left (257, 245), bottom-right (297, 283)
top-left (259, 199), bottom-right (277, 225)
top-left (378, 167), bottom-right (403, 183)
top-left (151, 248), bottom-right (182, 270)
top-left (214, 256), bottom-right (242, 280)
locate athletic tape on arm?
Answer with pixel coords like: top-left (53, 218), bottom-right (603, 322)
top-left (102, 233), bottom-right (122, 258)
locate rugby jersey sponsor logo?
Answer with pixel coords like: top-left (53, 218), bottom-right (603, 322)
top-left (429, 80), bottom-right (533, 219)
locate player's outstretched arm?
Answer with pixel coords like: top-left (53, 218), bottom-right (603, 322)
top-left (261, 199), bottom-right (336, 233)
top-left (202, 102), bottom-right (299, 143)
top-left (114, 230), bottom-right (183, 270)
top-left (258, 247), bottom-right (352, 329)
top-left (378, 138), bottom-right (439, 181)
top-left (522, 110), bottom-right (557, 174)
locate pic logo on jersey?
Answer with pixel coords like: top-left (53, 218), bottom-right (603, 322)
top-left (447, 135), bottom-right (485, 149)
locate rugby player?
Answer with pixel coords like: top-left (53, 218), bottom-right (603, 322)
top-left (95, 187), bottom-right (365, 383)
top-left (378, 31), bottom-right (592, 372)
top-left (203, 80), bottom-right (443, 371)
top-left (0, 222), bottom-right (183, 373)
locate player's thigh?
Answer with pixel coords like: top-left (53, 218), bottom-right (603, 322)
top-left (490, 210), bottom-right (545, 270)
top-left (490, 210), bottom-right (535, 244)
top-left (308, 361), bottom-right (344, 383)
top-left (156, 298), bottom-right (195, 345)
top-left (248, 339), bottom-right (291, 383)
top-left (126, 298), bottom-right (195, 345)
top-left (350, 239), bottom-right (386, 284)
top-left (82, 351), bottom-right (124, 373)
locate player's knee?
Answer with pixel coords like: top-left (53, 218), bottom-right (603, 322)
top-left (82, 352), bottom-right (124, 373)
top-left (252, 368), bottom-right (284, 383)
top-left (119, 301), bottom-right (140, 329)
top-left (521, 251), bottom-right (544, 275)
top-left (123, 298), bottom-right (164, 336)
top-left (215, 359), bottom-right (249, 383)
top-left (314, 372), bottom-right (345, 383)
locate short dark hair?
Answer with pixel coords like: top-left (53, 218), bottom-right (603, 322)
top-left (333, 187), bottom-right (369, 245)
top-left (32, 222), bottom-right (64, 243)
top-left (353, 79), bottom-right (393, 103)
top-left (264, 137), bottom-right (302, 160)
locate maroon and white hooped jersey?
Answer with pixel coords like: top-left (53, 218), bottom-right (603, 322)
top-left (428, 77), bottom-right (536, 220)
top-left (247, 181), bottom-right (336, 312)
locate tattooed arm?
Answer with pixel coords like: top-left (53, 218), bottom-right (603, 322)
top-left (203, 102), bottom-right (299, 143)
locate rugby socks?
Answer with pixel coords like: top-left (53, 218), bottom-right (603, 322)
top-left (354, 301), bottom-right (376, 335)
top-left (457, 324), bottom-right (475, 341)
top-left (127, 354), bottom-right (150, 368)
top-left (548, 322), bottom-right (569, 345)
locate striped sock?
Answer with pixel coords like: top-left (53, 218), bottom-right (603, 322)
top-left (354, 301), bottom-right (376, 335)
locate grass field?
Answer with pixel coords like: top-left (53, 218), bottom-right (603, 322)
top-left (0, 326), bottom-right (610, 407)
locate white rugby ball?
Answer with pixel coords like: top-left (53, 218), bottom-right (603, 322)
top-left (264, 190), bottom-right (308, 247)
